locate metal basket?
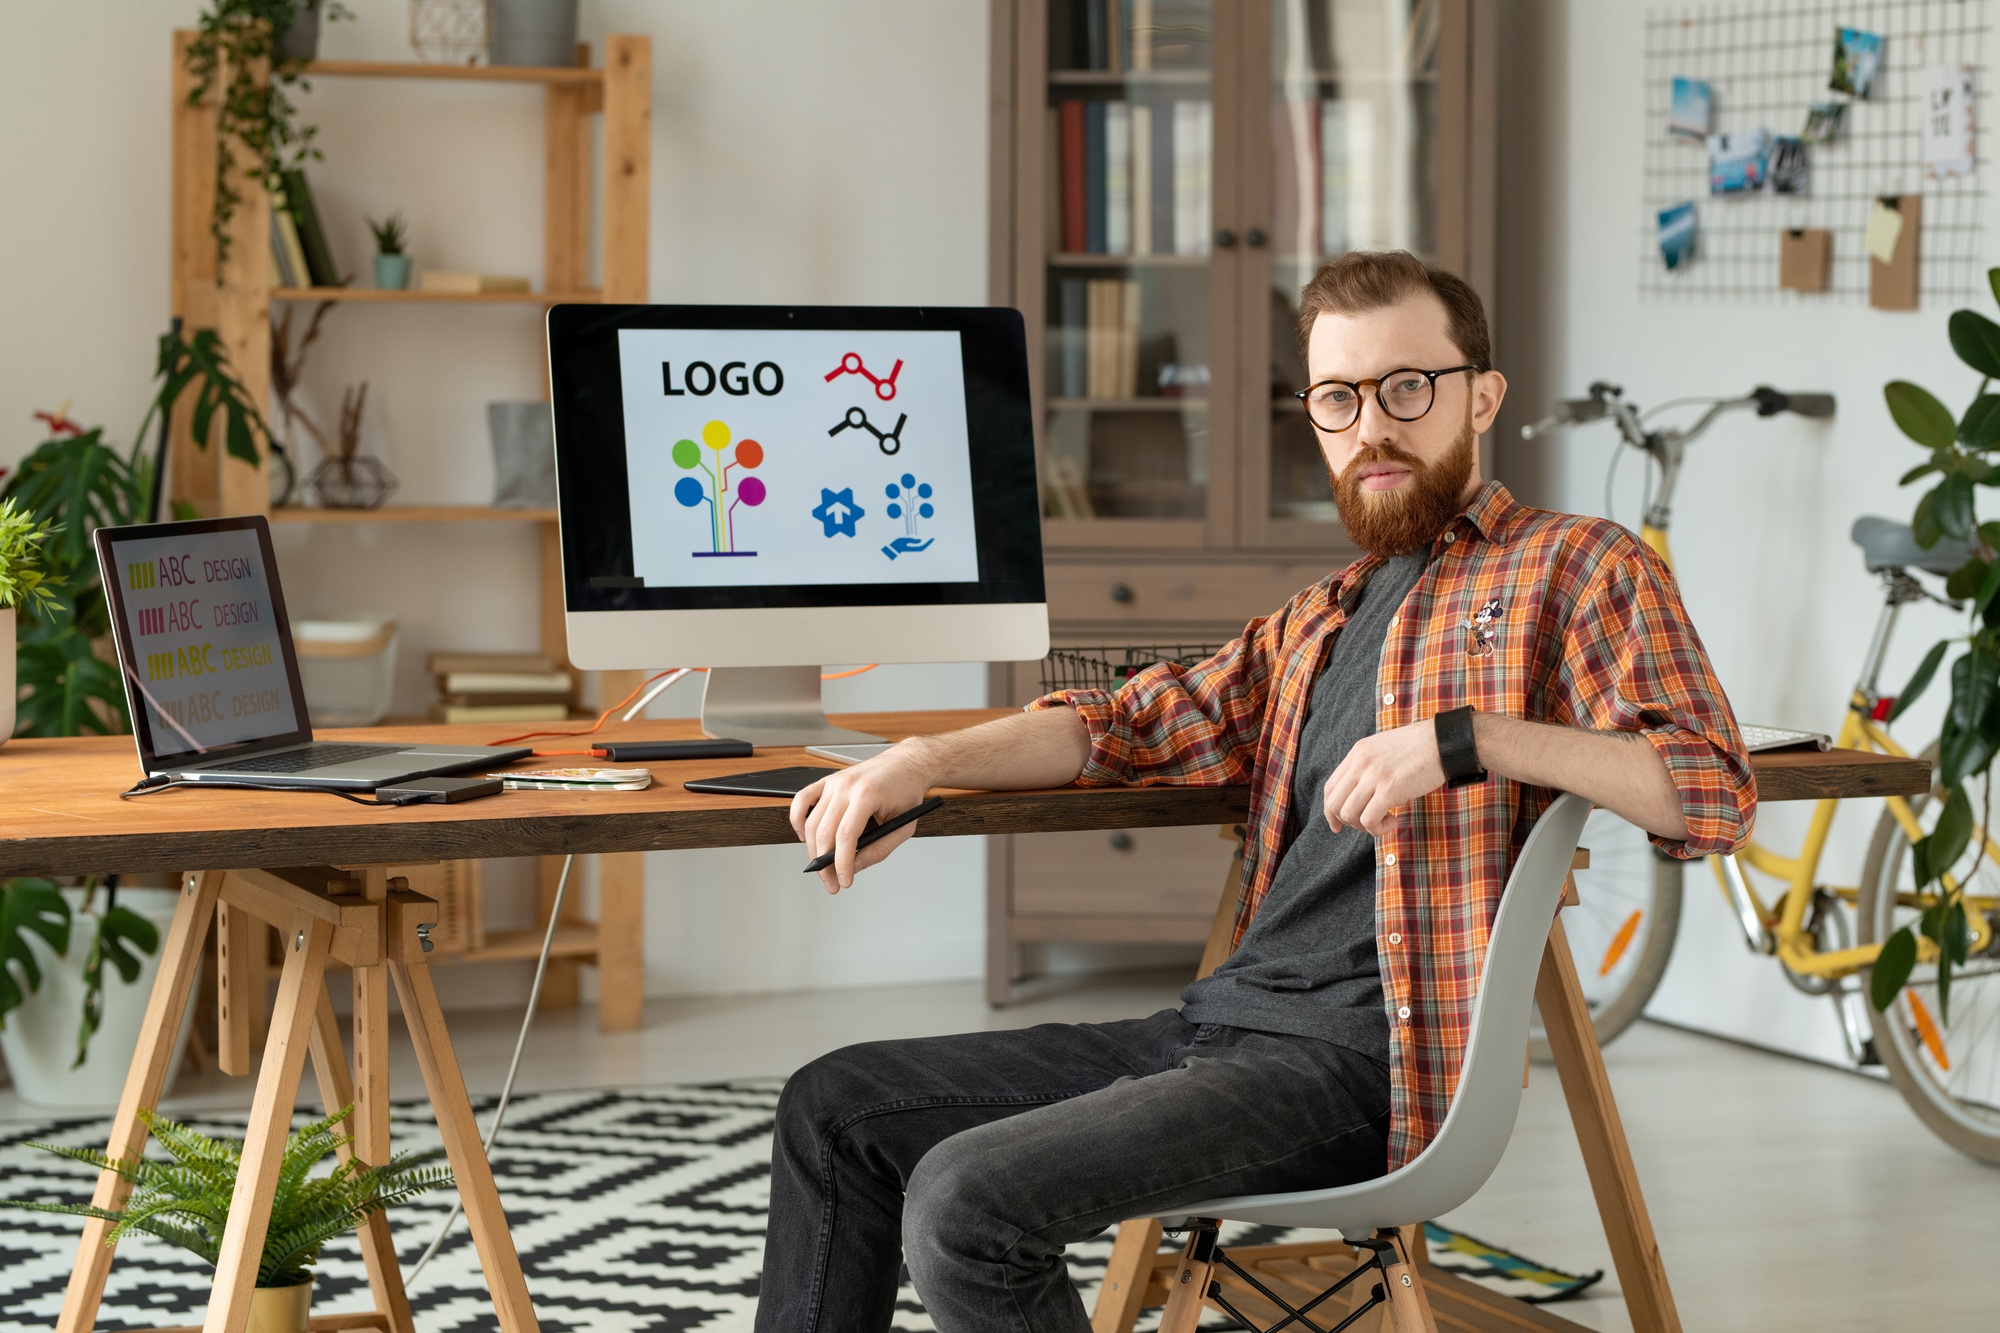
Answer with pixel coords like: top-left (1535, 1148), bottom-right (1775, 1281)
top-left (1038, 644), bottom-right (1227, 695)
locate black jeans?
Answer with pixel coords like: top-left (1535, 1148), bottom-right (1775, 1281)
top-left (754, 1008), bottom-right (1391, 1333)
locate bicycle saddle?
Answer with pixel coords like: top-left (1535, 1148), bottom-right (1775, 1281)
top-left (1850, 515), bottom-right (1974, 576)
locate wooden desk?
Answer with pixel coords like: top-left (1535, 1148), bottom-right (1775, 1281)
top-left (0, 716), bottom-right (1928, 1333)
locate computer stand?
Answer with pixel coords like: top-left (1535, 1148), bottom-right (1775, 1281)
top-left (699, 665), bottom-right (884, 746)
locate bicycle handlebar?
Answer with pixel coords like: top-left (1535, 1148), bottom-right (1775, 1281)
top-left (1520, 384), bottom-right (1836, 442)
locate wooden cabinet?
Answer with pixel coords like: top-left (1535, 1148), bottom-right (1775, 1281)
top-left (984, 0), bottom-right (1496, 1003)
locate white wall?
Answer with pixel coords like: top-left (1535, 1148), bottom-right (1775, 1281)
top-left (1501, 1), bottom-right (1992, 1066)
top-left (0, 1), bottom-right (996, 1008)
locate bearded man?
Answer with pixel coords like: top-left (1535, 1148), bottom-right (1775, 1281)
top-left (753, 250), bottom-right (1754, 1333)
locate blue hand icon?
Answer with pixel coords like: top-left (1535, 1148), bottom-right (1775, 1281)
top-left (812, 487), bottom-right (866, 538)
top-left (881, 536), bottom-right (936, 560)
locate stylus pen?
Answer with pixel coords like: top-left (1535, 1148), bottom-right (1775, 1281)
top-left (802, 796), bottom-right (945, 873)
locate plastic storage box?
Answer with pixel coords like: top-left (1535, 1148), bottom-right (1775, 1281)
top-left (295, 617), bottom-right (399, 727)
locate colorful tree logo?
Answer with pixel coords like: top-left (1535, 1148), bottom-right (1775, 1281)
top-left (674, 420), bottom-right (765, 557)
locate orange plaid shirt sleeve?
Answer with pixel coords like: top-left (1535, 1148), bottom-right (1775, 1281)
top-left (1029, 482), bottom-right (1753, 1168)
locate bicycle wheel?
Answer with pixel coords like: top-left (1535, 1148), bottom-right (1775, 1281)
top-left (1528, 807), bottom-right (1683, 1062)
top-left (1857, 748), bottom-right (2000, 1164)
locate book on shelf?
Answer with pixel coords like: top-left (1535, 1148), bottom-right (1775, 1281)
top-left (1082, 278), bottom-right (1140, 399)
top-left (268, 211), bottom-right (297, 288)
top-left (1051, 0), bottom-right (1209, 73)
top-left (1053, 96), bottom-right (1209, 257)
top-left (1056, 277), bottom-right (1089, 399)
top-left (1043, 455), bottom-right (1096, 519)
top-left (427, 651), bottom-right (558, 676)
top-left (440, 670), bottom-right (573, 696)
top-left (418, 270), bottom-right (534, 294)
top-left (431, 702), bottom-right (569, 725)
top-left (274, 207), bottom-right (311, 289)
top-left (278, 169), bottom-right (343, 288)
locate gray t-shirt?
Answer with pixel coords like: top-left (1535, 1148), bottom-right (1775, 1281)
top-left (1178, 549), bottom-right (1430, 1064)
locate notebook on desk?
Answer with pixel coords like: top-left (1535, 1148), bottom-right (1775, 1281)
top-left (95, 515), bottom-right (531, 789)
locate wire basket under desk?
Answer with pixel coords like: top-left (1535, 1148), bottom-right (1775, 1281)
top-left (1038, 644), bottom-right (1227, 695)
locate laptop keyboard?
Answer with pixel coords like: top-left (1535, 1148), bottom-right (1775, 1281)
top-left (214, 742), bottom-right (408, 774)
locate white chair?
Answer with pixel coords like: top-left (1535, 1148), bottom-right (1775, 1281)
top-left (1151, 792), bottom-right (1594, 1333)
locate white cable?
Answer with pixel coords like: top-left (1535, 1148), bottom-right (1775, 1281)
top-left (406, 852), bottom-right (575, 1286)
top-left (622, 668), bottom-right (692, 722)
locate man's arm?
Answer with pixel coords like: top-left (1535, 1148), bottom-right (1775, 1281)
top-left (790, 707), bottom-right (1091, 893)
top-left (1319, 713), bottom-right (1687, 841)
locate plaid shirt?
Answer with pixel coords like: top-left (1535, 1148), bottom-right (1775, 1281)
top-left (1030, 482), bottom-right (1753, 1167)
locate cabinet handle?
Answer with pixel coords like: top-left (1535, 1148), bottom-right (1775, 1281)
top-left (1245, 227), bottom-right (1268, 249)
top-left (1214, 228), bottom-right (1238, 249)
top-left (1109, 582), bottom-right (1134, 604)
top-left (1110, 832), bottom-right (1134, 851)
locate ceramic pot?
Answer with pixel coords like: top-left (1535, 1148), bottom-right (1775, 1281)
top-left (373, 253), bottom-right (411, 290)
top-left (273, 3), bottom-right (321, 63)
top-left (248, 1279), bottom-right (312, 1333)
top-left (0, 886), bottom-right (195, 1112)
top-left (2, 604), bottom-right (14, 745)
top-left (487, 0), bottom-right (579, 67)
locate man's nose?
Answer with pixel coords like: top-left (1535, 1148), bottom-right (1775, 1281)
top-left (1353, 389), bottom-right (1400, 446)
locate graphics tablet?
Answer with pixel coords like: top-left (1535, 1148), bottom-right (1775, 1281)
top-left (683, 766), bottom-right (838, 797)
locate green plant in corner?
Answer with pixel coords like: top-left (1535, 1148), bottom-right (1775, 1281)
top-left (0, 1105), bottom-right (453, 1288)
top-left (1876, 263), bottom-right (2000, 1022)
top-left (365, 211), bottom-right (407, 256)
top-left (0, 498), bottom-right (62, 622)
top-left (185, 0), bottom-right (353, 275)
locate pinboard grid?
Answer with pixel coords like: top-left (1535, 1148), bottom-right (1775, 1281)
top-left (1640, 0), bottom-right (1987, 305)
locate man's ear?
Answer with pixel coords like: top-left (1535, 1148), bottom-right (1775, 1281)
top-left (1471, 370), bottom-right (1507, 435)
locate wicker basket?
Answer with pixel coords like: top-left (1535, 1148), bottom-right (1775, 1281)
top-left (1038, 644), bottom-right (1227, 695)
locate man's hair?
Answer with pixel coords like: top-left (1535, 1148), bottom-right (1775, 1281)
top-left (1295, 250), bottom-right (1491, 371)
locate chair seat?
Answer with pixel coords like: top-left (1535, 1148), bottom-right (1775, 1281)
top-left (1850, 515), bottom-right (1972, 577)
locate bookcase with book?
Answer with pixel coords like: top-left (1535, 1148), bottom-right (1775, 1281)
top-left (164, 32), bottom-right (654, 1031)
top-left (985, 0), bottom-right (1497, 1002)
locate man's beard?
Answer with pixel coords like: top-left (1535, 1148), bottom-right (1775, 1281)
top-left (1327, 416), bottom-right (1477, 558)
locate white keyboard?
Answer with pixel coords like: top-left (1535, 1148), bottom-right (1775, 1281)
top-left (1739, 724), bottom-right (1832, 753)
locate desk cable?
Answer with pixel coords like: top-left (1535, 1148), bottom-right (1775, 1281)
top-left (406, 851), bottom-right (575, 1287)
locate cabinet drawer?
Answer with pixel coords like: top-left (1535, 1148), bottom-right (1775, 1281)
top-left (1011, 823), bottom-right (1237, 920)
top-left (1045, 557), bottom-right (1333, 628)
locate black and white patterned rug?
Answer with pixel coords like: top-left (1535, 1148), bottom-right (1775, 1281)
top-left (0, 1083), bottom-right (1578, 1332)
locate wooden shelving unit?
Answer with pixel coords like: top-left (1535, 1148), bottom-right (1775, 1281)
top-left (166, 32), bottom-right (653, 1032)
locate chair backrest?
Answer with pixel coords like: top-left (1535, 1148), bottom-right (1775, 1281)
top-left (1155, 792), bottom-right (1593, 1234)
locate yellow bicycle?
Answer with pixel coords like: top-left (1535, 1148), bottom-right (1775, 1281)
top-left (1524, 382), bottom-right (2000, 1163)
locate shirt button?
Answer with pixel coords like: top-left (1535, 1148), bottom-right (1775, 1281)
top-left (1388, 932), bottom-right (1402, 944)
top-left (1382, 692), bottom-right (1395, 705)
top-left (1383, 853), bottom-right (1397, 866)
top-left (1397, 1006), bottom-right (1412, 1020)
top-left (1444, 532), bottom-right (1457, 544)
top-left (1388, 616), bottom-right (1399, 628)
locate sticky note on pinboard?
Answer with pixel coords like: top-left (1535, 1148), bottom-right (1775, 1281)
top-left (1780, 228), bottom-right (1832, 292)
top-left (1869, 195), bottom-right (1920, 311)
top-left (1864, 198), bottom-right (1905, 263)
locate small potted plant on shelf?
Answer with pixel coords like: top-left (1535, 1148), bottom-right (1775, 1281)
top-left (0, 496), bottom-right (61, 744)
top-left (368, 212), bottom-right (410, 290)
top-left (2, 1105), bottom-right (454, 1333)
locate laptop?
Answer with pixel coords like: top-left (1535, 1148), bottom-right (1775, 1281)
top-left (96, 515), bottom-right (532, 788)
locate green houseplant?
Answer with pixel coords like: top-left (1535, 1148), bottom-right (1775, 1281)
top-left (0, 497), bottom-right (61, 743)
top-left (1, 328), bottom-right (269, 1096)
top-left (1876, 264), bottom-right (2000, 1030)
top-left (3, 1104), bottom-right (453, 1331)
top-left (185, 0), bottom-right (352, 274)
top-left (367, 212), bottom-right (410, 290)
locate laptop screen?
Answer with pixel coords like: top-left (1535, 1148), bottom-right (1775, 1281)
top-left (97, 518), bottom-right (310, 764)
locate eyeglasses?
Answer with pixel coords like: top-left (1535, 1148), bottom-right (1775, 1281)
top-left (1294, 365), bottom-right (1482, 433)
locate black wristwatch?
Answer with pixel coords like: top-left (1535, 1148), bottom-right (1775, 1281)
top-left (1434, 705), bottom-right (1487, 788)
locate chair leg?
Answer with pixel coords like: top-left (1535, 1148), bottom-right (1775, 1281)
top-left (1371, 1228), bottom-right (1440, 1333)
top-left (1091, 1218), bottom-right (1163, 1333)
top-left (1157, 1222), bottom-right (1220, 1333)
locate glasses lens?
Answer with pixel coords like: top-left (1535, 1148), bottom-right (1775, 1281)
top-left (1381, 371), bottom-right (1436, 421)
top-left (1306, 382), bottom-right (1360, 431)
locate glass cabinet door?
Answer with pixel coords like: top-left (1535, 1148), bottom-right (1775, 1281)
top-left (1247, 0), bottom-right (1442, 545)
top-left (1038, 0), bottom-right (1219, 545)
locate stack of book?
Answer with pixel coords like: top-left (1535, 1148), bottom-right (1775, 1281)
top-left (268, 169), bottom-right (343, 289)
top-left (1270, 98), bottom-right (1380, 261)
top-left (1051, 99), bottom-right (1211, 257)
top-left (1051, 278), bottom-right (1142, 400)
top-left (428, 652), bottom-right (573, 724)
top-left (1051, 0), bottom-right (1212, 73)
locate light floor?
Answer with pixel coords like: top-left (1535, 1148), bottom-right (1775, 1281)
top-left (7, 972), bottom-right (1995, 1332)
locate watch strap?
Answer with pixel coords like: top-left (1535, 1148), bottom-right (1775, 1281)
top-left (1435, 705), bottom-right (1487, 788)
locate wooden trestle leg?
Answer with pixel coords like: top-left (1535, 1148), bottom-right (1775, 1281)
top-left (309, 992), bottom-right (417, 1333)
top-left (56, 871), bottom-right (224, 1333)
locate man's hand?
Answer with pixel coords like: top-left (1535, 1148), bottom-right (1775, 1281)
top-left (790, 743), bottom-right (938, 894)
top-left (1323, 718), bottom-right (1446, 838)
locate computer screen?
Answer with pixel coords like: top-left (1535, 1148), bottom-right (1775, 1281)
top-left (94, 517), bottom-right (309, 763)
top-left (548, 304), bottom-right (1048, 743)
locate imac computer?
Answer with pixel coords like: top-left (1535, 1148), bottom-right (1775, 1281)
top-left (546, 304), bottom-right (1049, 745)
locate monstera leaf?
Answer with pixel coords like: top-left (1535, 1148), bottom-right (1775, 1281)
top-left (75, 905), bottom-right (161, 1068)
top-left (0, 881), bottom-right (72, 1026)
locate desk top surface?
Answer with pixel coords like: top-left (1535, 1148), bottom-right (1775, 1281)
top-left (0, 712), bottom-right (1930, 877)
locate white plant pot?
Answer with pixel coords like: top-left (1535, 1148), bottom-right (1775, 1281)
top-left (0, 886), bottom-right (195, 1112)
top-left (2, 603), bottom-right (14, 743)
